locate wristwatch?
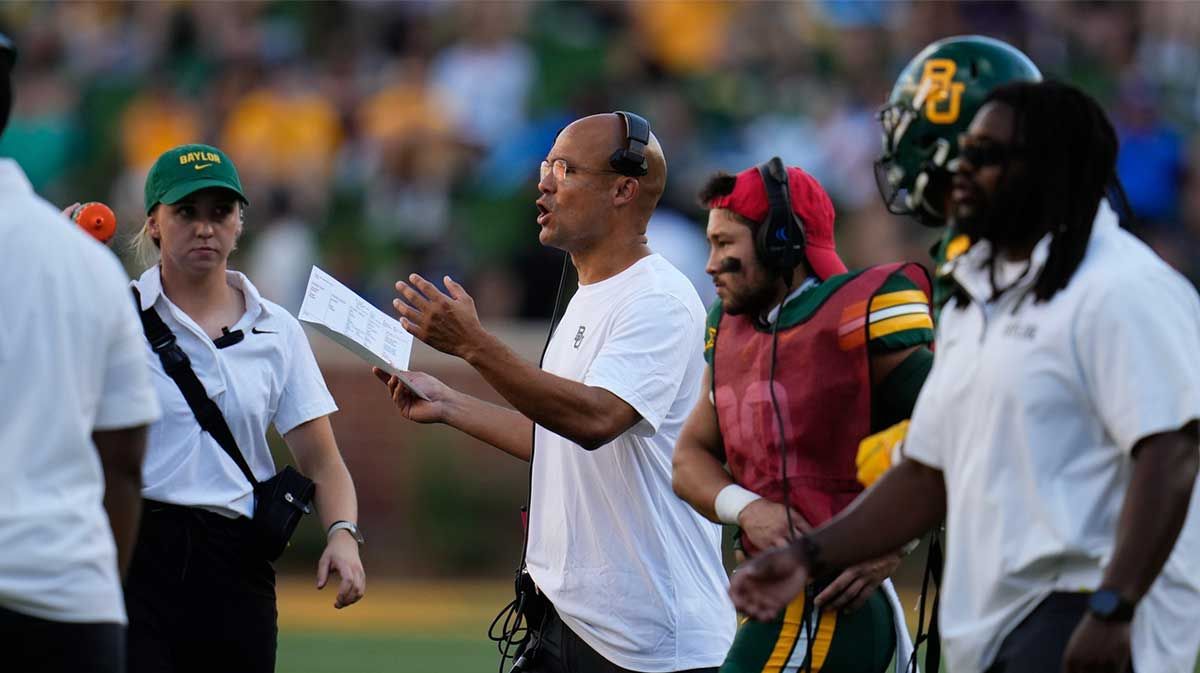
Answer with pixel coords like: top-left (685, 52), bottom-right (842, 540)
top-left (327, 520), bottom-right (365, 545)
top-left (1087, 589), bottom-right (1135, 622)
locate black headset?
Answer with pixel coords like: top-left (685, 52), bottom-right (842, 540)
top-left (609, 111), bottom-right (650, 177)
top-left (754, 156), bottom-right (807, 276)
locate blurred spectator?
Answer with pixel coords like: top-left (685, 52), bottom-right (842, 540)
top-left (244, 187), bottom-right (318, 313)
top-left (221, 63), bottom-right (342, 205)
top-left (1114, 77), bottom-right (1186, 228)
top-left (429, 3), bottom-right (533, 151)
top-left (119, 82), bottom-right (202, 170)
top-left (0, 67), bottom-right (78, 193)
top-left (646, 208), bottom-right (715, 308)
top-left (629, 0), bottom-right (734, 74)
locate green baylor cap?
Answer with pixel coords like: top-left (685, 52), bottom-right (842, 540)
top-left (144, 143), bottom-right (249, 214)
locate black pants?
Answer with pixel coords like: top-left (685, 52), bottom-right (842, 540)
top-left (0, 604), bottom-right (124, 673)
top-left (125, 499), bottom-right (277, 673)
top-left (522, 601), bottom-right (718, 673)
top-left (985, 592), bottom-right (1135, 673)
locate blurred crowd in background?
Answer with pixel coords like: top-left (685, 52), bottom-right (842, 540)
top-left (2, 0), bottom-right (1198, 320)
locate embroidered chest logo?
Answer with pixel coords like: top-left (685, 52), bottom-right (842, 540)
top-left (574, 326), bottom-right (586, 349)
top-left (1003, 322), bottom-right (1037, 340)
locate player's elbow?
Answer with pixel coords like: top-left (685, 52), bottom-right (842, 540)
top-left (671, 462), bottom-right (688, 500)
top-left (670, 441), bottom-right (702, 500)
top-left (574, 422), bottom-right (620, 451)
top-left (571, 398), bottom-right (638, 451)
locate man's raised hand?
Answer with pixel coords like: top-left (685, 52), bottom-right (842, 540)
top-left (393, 274), bottom-right (484, 359)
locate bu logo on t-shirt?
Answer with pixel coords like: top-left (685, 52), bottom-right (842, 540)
top-left (574, 325), bottom-right (586, 349)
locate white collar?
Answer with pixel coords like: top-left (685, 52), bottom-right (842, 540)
top-left (764, 276), bottom-right (820, 325)
top-left (949, 199), bottom-right (1119, 305)
top-left (135, 265), bottom-right (266, 325)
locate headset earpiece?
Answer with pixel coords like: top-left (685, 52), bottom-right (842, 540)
top-left (754, 157), bottom-right (807, 276)
top-left (609, 111), bottom-right (650, 177)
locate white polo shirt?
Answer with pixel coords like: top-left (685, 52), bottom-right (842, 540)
top-left (0, 159), bottom-right (161, 624)
top-left (133, 265), bottom-right (337, 518)
top-left (905, 201), bottom-right (1200, 673)
top-left (527, 254), bottom-right (735, 672)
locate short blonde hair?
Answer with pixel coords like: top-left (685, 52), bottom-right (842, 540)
top-left (128, 216), bottom-right (161, 267)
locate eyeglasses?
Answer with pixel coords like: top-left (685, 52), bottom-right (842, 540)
top-left (957, 135), bottom-right (1026, 168)
top-left (539, 159), bottom-right (622, 183)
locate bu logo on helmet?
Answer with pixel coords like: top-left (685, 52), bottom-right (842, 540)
top-left (917, 59), bottom-right (966, 124)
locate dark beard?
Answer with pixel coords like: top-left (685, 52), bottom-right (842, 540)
top-left (956, 180), bottom-right (1040, 250)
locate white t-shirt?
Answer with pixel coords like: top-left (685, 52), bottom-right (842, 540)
top-left (0, 159), bottom-right (161, 624)
top-left (527, 254), bottom-right (735, 672)
top-left (132, 266), bottom-right (337, 518)
top-left (905, 201), bottom-right (1200, 673)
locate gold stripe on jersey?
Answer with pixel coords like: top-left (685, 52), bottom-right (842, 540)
top-left (810, 610), bottom-right (839, 671)
top-left (869, 290), bottom-right (929, 312)
top-left (763, 597), bottom-right (806, 673)
top-left (869, 312), bottom-right (934, 340)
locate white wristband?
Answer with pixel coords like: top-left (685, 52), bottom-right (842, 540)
top-left (714, 483), bottom-right (762, 525)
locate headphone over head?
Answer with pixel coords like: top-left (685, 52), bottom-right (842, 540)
top-left (609, 111), bottom-right (650, 177)
top-left (755, 157), bottom-right (807, 277)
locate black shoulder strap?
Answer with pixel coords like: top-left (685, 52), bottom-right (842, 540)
top-left (131, 287), bottom-right (258, 487)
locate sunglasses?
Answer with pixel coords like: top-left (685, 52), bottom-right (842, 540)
top-left (957, 135), bottom-right (1026, 168)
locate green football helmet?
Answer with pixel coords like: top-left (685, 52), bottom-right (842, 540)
top-left (875, 35), bottom-right (1041, 226)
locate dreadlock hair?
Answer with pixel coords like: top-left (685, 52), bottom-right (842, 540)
top-left (983, 80), bottom-right (1119, 303)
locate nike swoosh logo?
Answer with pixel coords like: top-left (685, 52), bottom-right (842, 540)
top-left (251, 327), bottom-right (277, 335)
top-left (194, 163), bottom-right (213, 170)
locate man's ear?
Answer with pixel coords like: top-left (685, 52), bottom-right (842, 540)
top-left (612, 176), bottom-right (640, 208)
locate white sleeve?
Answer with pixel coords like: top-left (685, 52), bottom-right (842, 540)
top-left (273, 320), bottom-right (338, 435)
top-left (94, 255), bottom-right (161, 431)
top-left (583, 292), bottom-right (699, 437)
top-left (902, 313), bottom-right (959, 470)
top-left (900, 358), bottom-right (947, 470)
top-left (1076, 271), bottom-right (1200, 454)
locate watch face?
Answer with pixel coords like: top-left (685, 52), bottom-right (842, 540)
top-left (1090, 590), bottom-right (1120, 616)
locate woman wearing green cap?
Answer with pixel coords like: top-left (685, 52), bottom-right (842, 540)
top-left (125, 143), bottom-right (366, 672)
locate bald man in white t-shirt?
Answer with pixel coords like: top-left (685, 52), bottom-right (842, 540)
top-left (377, 112), bottom-right (734, 673)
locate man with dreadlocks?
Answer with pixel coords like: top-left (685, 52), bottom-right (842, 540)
top-left (728, 81), bottom-right (1200, 673)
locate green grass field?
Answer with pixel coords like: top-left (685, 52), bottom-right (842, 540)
top-left (274, 576), bottom-right (1200, 673)
top-left (275, 576), bottom-right (509, 673)
top-left (277, 632), bottom-right (495, 673)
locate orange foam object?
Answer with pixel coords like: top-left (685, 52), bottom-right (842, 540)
top-left (74, 202), bottom-right (117, 243)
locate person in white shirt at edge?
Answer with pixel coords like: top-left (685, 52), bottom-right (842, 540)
top-left (122, 143), bottom-right (366, 673)
top-left (728, 81), bottom-right (1200, 673)
top-left (375, 112), bottom-right (734, 673)
top-left (0, 32), bottom-right (161, 673)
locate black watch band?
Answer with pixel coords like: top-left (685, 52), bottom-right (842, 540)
top-left (795, 534), bottom-right (826, 578)
top-left (1087, 589), bottom-right (1136, 622)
